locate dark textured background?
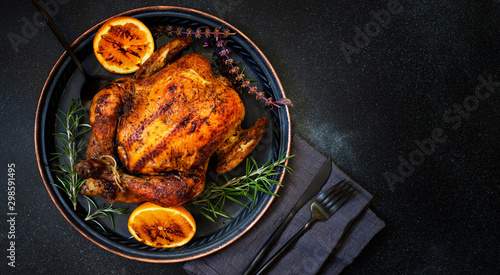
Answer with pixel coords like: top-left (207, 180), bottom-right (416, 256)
top-left (1, 0), bottom-right (499, 274)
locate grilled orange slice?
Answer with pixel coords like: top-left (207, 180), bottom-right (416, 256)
top-left (128, 202), bottom-right (196, 248)
top-left (93, 16), bottom-right (154, 74)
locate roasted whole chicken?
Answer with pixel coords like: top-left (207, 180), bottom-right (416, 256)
top-left (76, 37), bottom-right (267, 207)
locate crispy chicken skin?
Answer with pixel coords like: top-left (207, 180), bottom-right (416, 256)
top-left (76, 37), bottom-right (267, 207)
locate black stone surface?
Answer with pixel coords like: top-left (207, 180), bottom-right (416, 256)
top-left (0, 0), bottom-right (498, 274)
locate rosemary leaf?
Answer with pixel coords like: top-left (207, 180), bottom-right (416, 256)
top-left (84, 196), bottom-right (129, 232)
top-left (188, 152), bottom-right (293, 221)
top-left (50, 99), bottom-right (129, 231)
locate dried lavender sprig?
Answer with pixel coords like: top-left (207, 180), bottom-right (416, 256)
top-left (155, 25), bottom-right (234, 39)
top-left (208, 39), bottom-right (293, 108)
top-left (155, 25), bottom-right (293, 108)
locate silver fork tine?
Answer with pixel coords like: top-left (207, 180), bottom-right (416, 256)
top-left (327, 185), bottom-right (355, 213)
top-left (320, 181), bottom-right (349, 206)
top-left (324, 182), bottom-right (354, 209)
top-left (317, 180), bottom-right (346, 202)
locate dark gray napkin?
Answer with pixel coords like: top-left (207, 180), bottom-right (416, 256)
top-left (184, 135), bottom-right (385, 274)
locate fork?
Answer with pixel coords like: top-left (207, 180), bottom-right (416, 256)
top-left (254, 180), bottom-right (355, 275)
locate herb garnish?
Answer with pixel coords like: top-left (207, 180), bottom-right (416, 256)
top-left (155, 25), bottom-right (293, 108)
top-left (85, 199), bottom-right (128, 231)
top-left (51, 100), bottom-right (91, 210)
top-left (189, 152), bottom-right (293, 222)
top-left (51, 100), bottom-right (128, 230)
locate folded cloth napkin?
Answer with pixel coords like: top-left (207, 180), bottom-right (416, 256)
top-left (184, 135), bottom-right (385, 275)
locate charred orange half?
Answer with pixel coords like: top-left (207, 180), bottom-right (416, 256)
top-left (93, 16), bottom-right (154, 74)
top-left (127, 202), bottom-right (196, 248)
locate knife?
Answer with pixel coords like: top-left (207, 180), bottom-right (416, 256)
top-left (243, 157), bottom-right (333, 275)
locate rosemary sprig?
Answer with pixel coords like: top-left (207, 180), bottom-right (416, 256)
top-left (51, 99), bottom-right (128, 230)
top-left (51, 100), bottom-right (91, 210)
top-left (188, 152), bottom-right (293, 222)
top-left (84, 197), bottom-right (129, 232)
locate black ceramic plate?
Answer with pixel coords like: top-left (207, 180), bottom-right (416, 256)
top-left (35, 6), bottom-right (290, 262)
